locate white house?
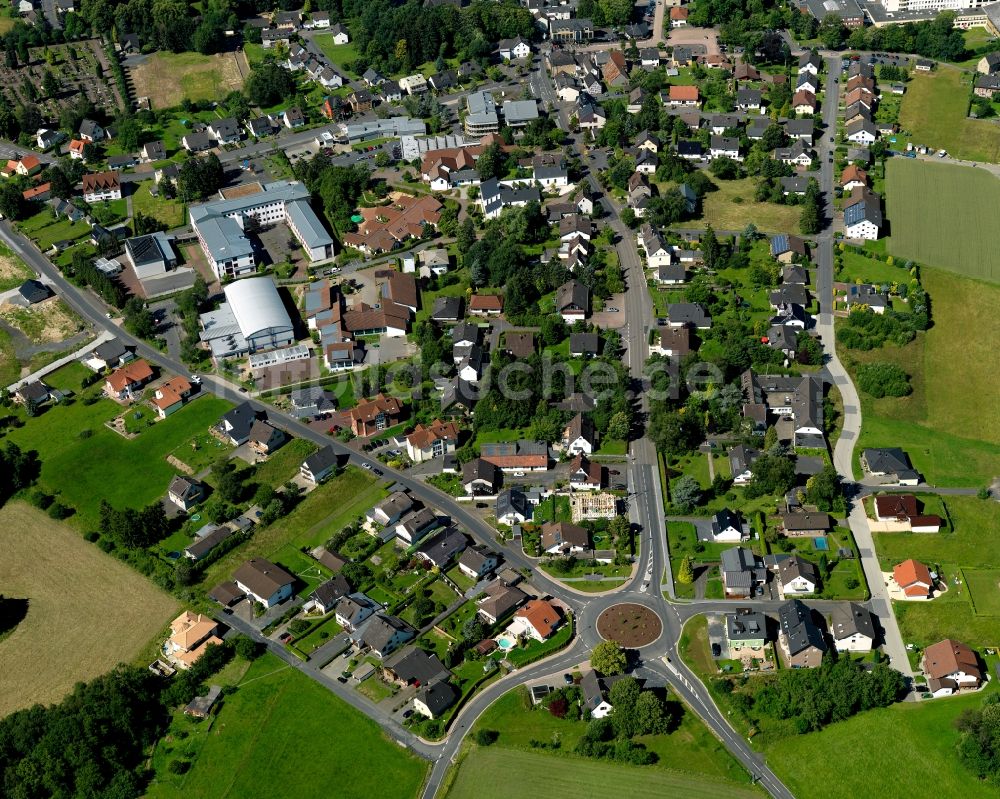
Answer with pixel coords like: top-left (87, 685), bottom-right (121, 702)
top-left (562, 413), bottom-right (594, 455)
top-left (498, 36), bottom-right (531, 61)
top-left (507, 599), bottom-right (562, 642)
top-left (233, 558), bottom-right (295, 608)
top-left (831, 603), bottom-right (875, 653)
top-left (778, 555), bottom-right (818, 596)
top-left (709, 136), bottom-right (741, 161)
top-left (710, 509), bottom-right (747, 543)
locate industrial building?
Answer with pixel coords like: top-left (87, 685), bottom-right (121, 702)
top-left (199, 277), bottom-right (296, 358)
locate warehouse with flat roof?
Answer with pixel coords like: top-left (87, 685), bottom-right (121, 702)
top-left (199, 277), bottom-right (296, 358)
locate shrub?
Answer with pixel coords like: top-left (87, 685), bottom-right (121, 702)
top-left (475, 729), bottom-right (499, 746)
top-left (46, 502), bottom-right (73, 520)
top-left (856, 362), bottom-right (911, 398)
top-left (167, 760), bottom-right (190, 775)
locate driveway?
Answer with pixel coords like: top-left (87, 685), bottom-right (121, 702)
top-left (705, 613), bottom-right (727, 659)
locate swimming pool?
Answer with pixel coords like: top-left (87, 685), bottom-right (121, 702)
top-left (496, 636), bottom-right (516, 650)
top-left (813, 536), bottom-right (829, 551)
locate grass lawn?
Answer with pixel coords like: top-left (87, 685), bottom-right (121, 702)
top-left (312, 36), bottom-right (360, 75)
top-left (683, 178), bottom-right (801, 233)
top-left (253, 438), bottom-right (316, 488)
top-left (504, 617), bottom-right (574, 667)
top-left (42, 361), bottom-right (94, 393)
top-left (893, 586), bottom-right (997, 649)
top-left (292, 614), bottom-right (344, 654)
top-left (964, 568), bottom-right (1000, 616)
top-left (168, 430), bottom-right (233, 473)
top-left (3, 393), bottom-right (232, 529)
top-left (197, 467), bottom-right (384, 588)
top-left (0, 327), bottom-right (19, 386)
top-left (18, 209), bottom-right (91, 250)
top-left (843, 268), bottom-right (1000, 486)
top-left (0, 502), bottom-right (179, 718)
top-left (457, 690), bottom-right (760, 793)
top-left (0, 243), bottom-right (33, 291)
top-left (898, 68), bottom-right (1000, 162)
top-left (531, 495), bottom-right (571, 524)
top-left (146, 654), bottom-right (428, 799)
top-left (835, 247), bottom-right (909, 285)
top-left (765, 680), bottom-right (999, 799)
top-left (886, 159), bottom-right (1000, 283)
top-left (131, 181), bottom-right (186, 228)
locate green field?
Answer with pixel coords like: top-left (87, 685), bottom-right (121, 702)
top-left (3, 393), bottom-right (232, 528)
top-left (447, 747), bottom-right (761, 799)
top-left (461, 689), bottom-right (759, 791)
top-left (312, 36), bottom-right (360, 75)
top-left (964, 568), bottom-right (1000, 616)
top-left (898, 68), bottom-right (1000, 162)
top-left (198, 466), bottom-right (385, 588)
top-left (765, 681), bottom-right (999, 799)
top-left (679, 178), bottom-right (801, 234)
top-left (131, 181), bottom-right (186, 228)
top-left (886, 159), bottom-right (1000, 282)
top-left (845, 267), bottom-right (1000, 486)
top-left (18, 209), bottom-right (91, 250)
top-left (147, 654), bottom-right (428, 799)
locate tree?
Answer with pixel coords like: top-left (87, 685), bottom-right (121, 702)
top-left (599, 0), bottom-right (632, 26)
top-left (0, 182), bottom-right (24, 221)
top-left (42, 70), bottom-right (59, 99)
top-left (591, 640), bottom-right (627, 675)
top-left (374, 150), bottom-right (390, 168)
top-left (857, 362), bottom-right (911, 398)
top-left (818, 16), bottom-right (846, 49)
top-left (476, 141), bottom-right (505, 180)
top-left (677, 555), bottom-right (695, 584)
top-left (745, 454), bottom-right (796, 499)
top-left (671, 475), bottom-right (702, 513)
top-left (606, 410), bottom-right (630, 441)
top-left (457, 216), bottom-right (477, 253)
top-left (709, 156), bottom-right (740, 180)
top-left (475, 729), bottom-right (499, 746)
top-left (806, 464), bottom-right (841, 512)
top-left (244, 62), bottom-right (296, 106)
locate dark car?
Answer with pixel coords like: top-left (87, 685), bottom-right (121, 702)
top-left (563, 673), bottom-right (574, 685)
top-left (711, 643), bottom-right (722, 657)
top-left (372, 467), bottom-right (383, 476)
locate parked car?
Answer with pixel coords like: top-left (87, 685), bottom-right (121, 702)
top-left (563, 673), bottom-right (574, 685)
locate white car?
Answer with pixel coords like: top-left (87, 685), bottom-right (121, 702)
top-left (512, 471), bottom-right (526, 477)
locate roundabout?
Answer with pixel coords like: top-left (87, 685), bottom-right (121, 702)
top-left (595, 602), bottom-right (663, 648)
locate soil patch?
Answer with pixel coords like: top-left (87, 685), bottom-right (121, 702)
top-left (596, 603), bottom-right (663, 647)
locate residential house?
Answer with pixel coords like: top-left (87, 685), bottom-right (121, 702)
top-left (480, 440), bottom-right (549, 473)
top-left (797, 51), bottom-right (822, 75)
top-left (477, 580), bottom-right (528, 624)
top-left (248, 419), bottom-right (286, 455)
top-left (458, 547), bottom-right (499, 581)
top-left (923, 639), bottom-right (983, 696)
top-left (872, 494), bottom-right (942, 533)
top-left (541, 521), bottom-right (589, 554)
top-left (82, 171), bottom-right (121, 202)
top-left (710, 135), bottom-right (741, 161)
top-left (342, 393), bottom-right (403, 437)
top-left (649, 325), bottom-right (693, 358)
top-left (167, 475), bottom-right (204, 512)
top-left (893, 558), bottom-right (934, 599)
top-left (469, 294), bottom-right (504, 316)
top-left (555, 279), bottom-right (590, 323)
top-left (217, 402), bottom-right (266, 446)
top-left (165, 611), bottom-right (222, 669)
top-left (335, 592), bottom-right (380, 630)
top-left (779, 512), bottom-right (833, 537)
top-left (711, 509), bottom-right (747, 542)
top-left (104, 359), bottom-right (154, 400)
top-left (234, 558), bottom-right (295, 607)
top-left (667, 302), bottom-right (712, 329)
top-left (152, 376), bottom-right (194, 418)
top-left (580, 669), bottom-right (615, 718)
top-left (405, 419), bottom-right (459, 463)
top-left (504, 331), bottom-right (534, 358)
top-left (463, 458), bottom-right (501, 495)
top-left (569, 332), bottom-right (599, 357)
top-left (303, 575), bottom-right (352, 614)
top-left (360, 614), bottom-right (416, 659)
top-left (830, 603), bottom-right (875, 653)
top-left (721, 547), bottom-right (766, 597)
top-left (728, 445), bottom-right (759, 486)
top-left (562, 413), bottom-right (595, 455)
top-left (860, 448), bottom-right (920, 484)
top-left (668, 85), bottom-right (700, 107)
top-left (568, 454), bottom-right (603, 491)
top-left (300, 446), bottom-right (340, 485)
top-left (784, 118), bottom-right (814, 144)
top-left (843, 188), bottom-right (882, 240)
top-left (282, 107), bottom-right (306, 129)
top-left (840, 164), bottom-right (868, 192)
top-left (778, 599), bottom-right (826, 668)
top-left (845, 118), bottom-right (877, 145)
top-left (496, 488), bottom-right (531, 526)
top-left (791, 90), bottom-right (816, 115)
top-left (670, 5), bottom-right (689, 26)
top-left (79, 119), bottom-right (104, 142)
top-left (395, 507), bottom-right (441, 545)
top-left (736, 88), bottom-right (762, 111)
top-left (367, 491), bottom-right (415, 528)
top-left (774, 140), bottom-right (812, 167)
top-left (413, 680), bottom-right (458, 719)
top-left (415, 528), bottom-right (467, 569)
top-left (778, 555), bottom-right (819, 596)
top-left (508, 599), bottom-right (562, 642)
top-left (726, 609), bottom-right (768, 652)
top-left (498, 36), bottom-right (531, 60)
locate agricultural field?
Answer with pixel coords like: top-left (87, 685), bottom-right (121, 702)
top-left (964, 568), bottom-right (1000, 616)
top-left (2, 389), bottom-right (233, 529)
top-left (765, 680), bottom-right (999, 799)
top-left (845, 267), bottom-right (1000, 486)
top-left (0, 243), bottom-right (33, 291)
top-left (129, 51), bottom-right (247, 108)
top-left (898, 68), bottom-right (1000, 162)
top-left (678, 178), bottom-right (801, 234)
top-left (886, 159), bottom-right (1000, 282)
top-left (0, 502), bottom-right (179, 718)
top-left (146, 654), bottom-right (428, 799)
